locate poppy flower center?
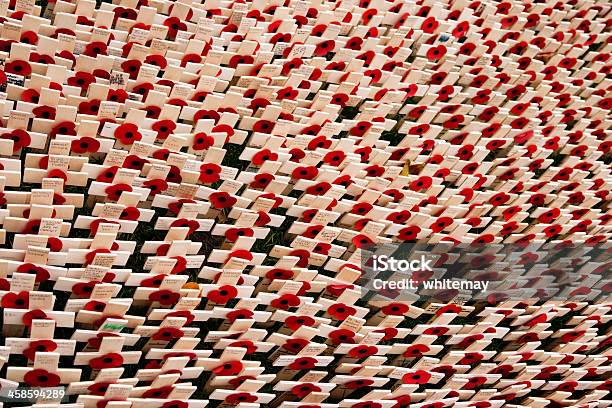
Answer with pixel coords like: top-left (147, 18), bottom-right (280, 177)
top-left (38, 375), bottom-right (48, 382)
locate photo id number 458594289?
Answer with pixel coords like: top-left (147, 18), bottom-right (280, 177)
top-left (0, 387), bottom-right (66, 402)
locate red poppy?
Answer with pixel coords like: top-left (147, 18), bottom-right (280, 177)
top-left (226, 309), bottom-right (254, 322)
top-left (167, 199), bottom-right (195, 215)
top-left (19, 30), bottom-right (38, 45)
top-left (71, 137), bottom-right (100, 154)
top-left (78, 98), bottom-right (101, 115)
top-left (114, 123), bottom-right (141, 145)
top-left (118, 59), bottom-right (141, 80)
top-left (248, 119), bottom-right (273, 134)
top-left (227, 340), bottom-right (256, 355)
top-left (192, 133), bottom-right (214, 151)
top-left (1, 129), bottom-right (31, 151)
top-left (284, 315), bottom-right (315, 331)
top-left (107, 89), bottom-right (128, 103)
top-left (271, 293), bottom-right (300, 310)
top-left (331, 93), bottom-right (349, 107)
top-left (427, 45), bottom-right (447, 61)
top-left (119, 206), bottom-right (140, 221)
top-left (143, 179), bottom-right (168, 196)
top-left (47, 237), bottom-right (63, 252)
top-left (380, 302), bottom-right (409, 316)
top-left (143, 386), bottom-right (173, 399)
top-left (1, 291), bottom-right (29, 308)
top-left (152, 327), bottom-right (184, 341)
top-left (249, 173), bottom-right (273, 189)
top-left (314, 39), bottom-right (335, 56)
top-left (152, 120), bottom-right (176, 140)
top-left (463, 376), bottom-right (487, 389)
top-left (32, 105), bottom-right (56, 119)
top-left (278, 337), bottom-right (308, 354)
top-left (88, 382), bottom-right (114, 396)
top-left (105, 183), bottom-right (133, 201)
top-left (225, 250), bottom-right (253, 263)
top-left (209, 191), bottom-right (237, 209)
top-left (225, 227), bottom-right (254, 242)
top-left (71, 280), bottom-right (100, 298)
top-left (247, 212), bottom-right (268, 228)
top-left (24, 369), bottom-right (61, 387)
top-left (345, 379), bottom-right (374, 389)
top-left (22, 340), bottom-right (57, 361)
top-left (208, 285), bottom-right (238, 304)
top-left (89, 353), bottom-right (124, 370)
top-left (84, 41), bottom-right (108, 57)
top-left (148, 289), bottom-right (180, 305)
top-left (348, 345), bottom-right (378, 359)
top-left (5, 59), bottom-right (32, 76)
top-left (132, 82), bottom-right (154, 99)
top-left (229, 55), bottom-right (254, 68)
top-left (290, 165), bottom-right (318, 180)
top-left (252, 149), bottom-right (278, 166)
top-left (329, 328), bottom-right (356, 344)
top-left (199, 163), bottom-right (222, 183)
top-left (213, 360), bottom-right (243, 376)
top-left (225, 393), bottom-right (257, 404)
top-left (144, 54), bottom-right (167, 69)
top-left (289, 356), bottom-right (317, 370)
top-left (20, 309), bottom-right (47, 328)
top-left (327, 303), bottom-right (357, 321)
top-left (402, 370), bottom-right (431, 384)
top-left (400, 343), bottom-right (429, 358)
top-left (16, 263), bottom-right (50, 283)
